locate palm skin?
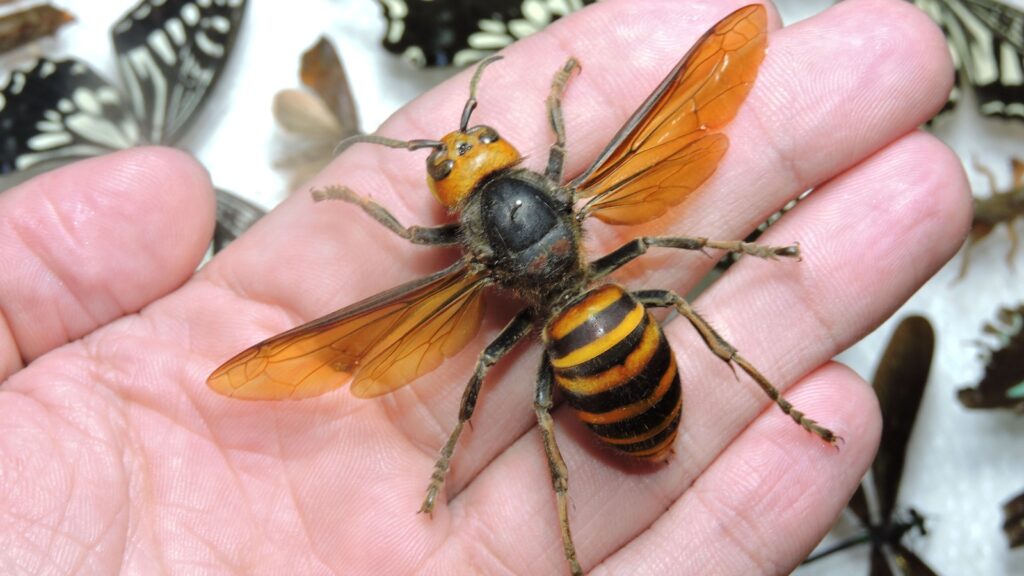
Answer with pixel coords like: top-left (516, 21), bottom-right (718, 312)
top-left (0, 1), bottom-right (967, 574)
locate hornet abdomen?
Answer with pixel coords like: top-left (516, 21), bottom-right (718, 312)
top-left (543, 284), bottom-right (681, 461)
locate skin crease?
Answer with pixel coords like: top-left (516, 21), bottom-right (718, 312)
top-left (0, 0), bottom-right (970, 574)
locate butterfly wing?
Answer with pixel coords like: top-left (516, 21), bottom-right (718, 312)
top-left (377, 0), bottom-right (597, 67)
top-left (300, 36), bottom-right (359, 135)
top-left (0, 58), bottom-right (141, 175)
top-left (213, 188), bottom-right (266, 252)
top-left (207, 262), bottom-right (489, 400)
top-left (111, 0), bottom-right (248, 144)
top-left (573, 4), bottom-right (767, 225)
top-left (916, 0), bottom-right (1024, 121)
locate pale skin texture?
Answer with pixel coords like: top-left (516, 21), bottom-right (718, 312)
top-left (0, 0), bottom-right (969, 574)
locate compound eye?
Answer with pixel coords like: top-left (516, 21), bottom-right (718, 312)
top-left (429, 157), bottom-right (455, 181)
top-left (473, 126), bottom-right (500, 144)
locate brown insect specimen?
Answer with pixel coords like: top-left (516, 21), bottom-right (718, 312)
top-left (209, 6), bottom-right (837, 574)
top-left (959, 303), bottom-right (1024, 411)
top-left (804, 315), bottom-right (937, 574)
top-left (959, 158), bottom-right (1024, 277)
top-left (0, 3), bottom-right (74, 55)
top-left (273, 36), bottom-right (361, 189)
top-left (1006, 490), bottom-right (1024, 548)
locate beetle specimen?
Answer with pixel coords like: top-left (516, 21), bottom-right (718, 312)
top-left (958, 158), bottom-right (1024, 276)
top-left (959, 303), bottom-right (1024, 411)
top-left (803, 316), bottom-right (937, 575)
top-left (208, 6), bottom-right (837, 574)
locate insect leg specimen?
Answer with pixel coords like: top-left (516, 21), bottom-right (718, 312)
top-left (420, 310), bottom-right (535, 514)
top-left (313, 186), bottom-right (462, 246)
top-left (959, 158), bottom-right (1024, 276)
top-left (534, 357), bottom-right (582, 576)
top-left (545, 57), bottom-right (580, 183)
top-left (588, 235), bottom-right (800, 282)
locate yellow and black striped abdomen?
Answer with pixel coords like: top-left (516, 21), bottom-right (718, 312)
top-left (544, 284), bottom-right (681, 461)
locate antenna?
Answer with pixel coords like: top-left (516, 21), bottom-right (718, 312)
top-left (460, 55), bottom-right (503, 132)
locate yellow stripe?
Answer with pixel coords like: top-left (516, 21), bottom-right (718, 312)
top-left (555, 320), bottom-right (659, 395)
top-left (550, 304), bottom-right (644, 368)
top-left (597, 394), bottom-right (681, 447)
top-left (547, 285), bottom-right (623, 340)
top-left (630, 428), bottom-right (679, 461)
top-left (575, 353), bottom-right (677, 425)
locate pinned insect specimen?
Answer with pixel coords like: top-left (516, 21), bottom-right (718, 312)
top-left (1006, 490), bottom-right (1024, 547)
top-left (910, 0), bottom-right (1024, 121)
top-left (959, 303), bottom-right (1024, 411)
top-left (0, 0), bottom-right (255, 250)
top-left (377, 0), bottom-right (598, 67)
top-left (208, 6), bottom-right (838, 575)
top-left (804, 315), bottom-right (937, 575)
top-left (957, 157), bottom-right (1024, 276)
top-left (0, 3), bottom-right (74, 54)
top-left (273, 36), bottom-right (360, 190)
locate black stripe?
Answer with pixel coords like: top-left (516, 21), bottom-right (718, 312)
top-left (587, 372), bottom-right (681, 440)
top-left (549, 292), bottom-right (637, 359)
top-left (609, 410), bottom-right (681, 456)
top-left (555, 314), bottom-right (649, 378)
top-left (560, 333), bottom-right (671, 413)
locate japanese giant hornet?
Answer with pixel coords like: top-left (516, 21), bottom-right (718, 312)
top-left (207, 5), bottom-right (838, 574)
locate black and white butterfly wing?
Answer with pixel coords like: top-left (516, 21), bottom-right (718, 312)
top-left (111, 0), bottom-right (248, 144)
top-left (0, 58), bottom-right (141, 174)
top-left (213, 188), bottom-right (266, 252)
top-left (377, 0), bottom-right (597, 67)
top-left (913, 0), bottom-right (1024, 120)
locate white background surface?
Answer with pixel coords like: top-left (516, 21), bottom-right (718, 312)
top-left (1, 1), bottom-right (1023, 574)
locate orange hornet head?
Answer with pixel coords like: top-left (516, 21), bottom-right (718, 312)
top-left (333, 56), bottom-right (519, 210)
top-left (426, 125), bottom-right (520, 209)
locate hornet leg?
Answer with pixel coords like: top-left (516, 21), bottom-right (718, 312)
top-left (535, 357), bottom-right (582, 576)
top-left (313, 185), bottom-right (461, 246)
top-left (420, 310), bottom-right (535, 514)
top-left (545, 58), bottom-right (581, 185)
top-left (634, 289), bottom-right (839, 446)
top-left (589, 235), bottom-right (800, 281)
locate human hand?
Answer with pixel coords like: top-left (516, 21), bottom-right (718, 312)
top-left (0, 1), bottom-right (967, 574)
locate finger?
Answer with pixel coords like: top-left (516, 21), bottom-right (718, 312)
top-left (436, 130), bottom-right (968, 573)
top-left (0, 147), bottom-right (214, 378)
top-left (595, 364), bottom-right (879, 575)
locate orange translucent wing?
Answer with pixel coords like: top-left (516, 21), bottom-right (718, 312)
top-left (207, 262), bottom-right (489, 400)
top-left (573, 5), bottom-right (767, 225)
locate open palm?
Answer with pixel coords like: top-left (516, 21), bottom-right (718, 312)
top-left (0, 1), bottom-right (967, 574)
